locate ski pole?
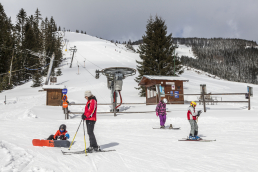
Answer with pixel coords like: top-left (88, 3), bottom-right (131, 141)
top-left (83, 120), bottom-right (87, 156)
top-left (68, 119), bottom-right (83, 150)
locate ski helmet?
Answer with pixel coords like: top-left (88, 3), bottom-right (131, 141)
top-left (162, 98), bottom-right (168, 104)
top-left (59, 124), bottom-right (66, 132)
top-left (190, 101), bottom-right (197, 107)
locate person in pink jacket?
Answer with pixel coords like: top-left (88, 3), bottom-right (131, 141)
top-left (156, 98), bottom-right (168, 128)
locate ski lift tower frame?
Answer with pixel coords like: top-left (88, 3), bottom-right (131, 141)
top-left (95, 67), bottom-right (136, 116)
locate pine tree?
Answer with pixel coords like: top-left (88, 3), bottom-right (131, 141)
top-left (135, 15), bottom-right (183, 96)
top-left (31, 71), bottom-right (43, 87)
top-left (16, 8), bottom-right (27, 45)
top-left (0, 3), bottom-right (13, 75)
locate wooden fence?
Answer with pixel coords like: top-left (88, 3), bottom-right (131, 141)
top-left (62, 92), bottom-right (250, 120)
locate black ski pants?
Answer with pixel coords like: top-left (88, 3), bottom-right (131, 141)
top-left (47, 135), bottom-right (57, 140)
top-left (47, 135), bottom-right (66, 140)
top-left (86, 120), bottom-right (98, 148)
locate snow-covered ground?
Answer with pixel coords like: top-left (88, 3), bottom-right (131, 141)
top-left (0, 32), bottom-right (258, 172)
top-left (177, 44), bottom-right (196, 59)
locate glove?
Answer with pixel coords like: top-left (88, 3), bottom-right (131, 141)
top-left (81, 113), bottom-right (86, 120)
top-left (156, 112), bottom-right (159, 117)
top-left (197, 110), bottom-right (202, 117)
top-left (59, 135), bottom-right (65, 140)
top-left (65, 133), bottom-right (70, 139)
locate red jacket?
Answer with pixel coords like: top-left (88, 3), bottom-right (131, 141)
top-left (84, 97), bottom-right (97, 121)
top-left (54, 130), bottom-right (67, 139)
top-left (187, 106), bottom-right (197, 120)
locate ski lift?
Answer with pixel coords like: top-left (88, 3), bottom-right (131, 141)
top-left (95, 67), bottom-right (136, 116)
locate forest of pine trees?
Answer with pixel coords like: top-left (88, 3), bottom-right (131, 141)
top-left (132, 36), bottom-right (258, 85)
top-left (135, 15), bottom-right (183, 96)
top-left (0, 3), bottom-right (63, 92)
top-left (177, 38), bottom-right (258, 84)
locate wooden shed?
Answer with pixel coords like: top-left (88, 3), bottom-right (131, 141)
top-left (138, 75), bottom-right (189, 104)
top-left (42, 85), bottom-right (65, 106)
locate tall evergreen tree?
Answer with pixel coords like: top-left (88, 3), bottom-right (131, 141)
top-left (16, 8), bottom-right (27, 45)
top-left (135, 15), bottom-right (183, 96)
top-left (0, 3), bottom-right (13, 74)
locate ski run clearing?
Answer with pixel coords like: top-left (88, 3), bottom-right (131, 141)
top-left (1, 32), bottom-right (258, 172)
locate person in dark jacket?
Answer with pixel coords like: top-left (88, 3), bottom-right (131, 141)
top-left (47, 124), bottom-right (70, 140)
top-left (81, 90), bottom-right (99, 152)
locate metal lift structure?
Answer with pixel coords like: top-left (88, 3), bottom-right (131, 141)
top-left (95, 67), bottom-right (136, 116)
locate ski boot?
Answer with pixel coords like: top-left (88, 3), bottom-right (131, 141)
top-left (160, 126), bottom-right (165, 129)
top-left (188, 136), bottom-right (197, 140)
top-left (86, 146), bottom-right (100, 153)
top-left (93, 146), bottom-right (101, 152)
top-left (195, 135), bottom-right (202, 140)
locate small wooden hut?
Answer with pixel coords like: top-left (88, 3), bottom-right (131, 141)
top-left (42, 85), bottom-right (65, 106)
top-left (138, 75), bottom-right (189, 104)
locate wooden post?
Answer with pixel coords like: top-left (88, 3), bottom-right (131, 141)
top-left (156, 84), bottom-right (161, 102)
top-left (202, 85), bottom-right (206, 112)
top-left (248, 90), bottom-right (250, 110)
top-left (64, 108), bottom-right (67, 120)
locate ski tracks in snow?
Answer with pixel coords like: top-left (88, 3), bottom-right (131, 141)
top-left (0, 140), bottom-right (33, 171)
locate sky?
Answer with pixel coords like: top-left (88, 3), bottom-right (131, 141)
top-left (1, 0), bottom-right (258, 43)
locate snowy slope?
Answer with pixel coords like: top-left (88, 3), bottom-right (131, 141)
top-left (0, 32), bottom-right (258, 172)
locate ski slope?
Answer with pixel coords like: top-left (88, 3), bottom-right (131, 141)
top-left (0, 32), bottom-right (258, 172)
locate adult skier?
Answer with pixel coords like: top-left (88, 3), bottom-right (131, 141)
top-left (47, 124), bottom-right (70, 140)
top-left (187, 101), bottom-right (202, 140)
top-left (81, 90), bottom-right (99, 152)
top-left (156, 98), bottom-right (168, 128)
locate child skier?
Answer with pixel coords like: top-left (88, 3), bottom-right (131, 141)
top-left (47, 124), bottom-right (70, 140)
top-left (187, 101), bottom-right (202, 140)
top-left (156, 98), bottom-right (168, 128)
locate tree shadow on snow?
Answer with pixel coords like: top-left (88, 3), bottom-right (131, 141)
top-left (100, 142), bottom-right (119, 149)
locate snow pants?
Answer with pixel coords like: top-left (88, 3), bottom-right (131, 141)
top-left (189, 119), bottom-right (198, 136)
top-left (86, 120), bottom-right (98, 148)
top-left (47, 135), bottom-right (66, 140)
top-left (47, 135), bottom-right (57, 140)
top-left (159, 115), bottom-right (166, 127)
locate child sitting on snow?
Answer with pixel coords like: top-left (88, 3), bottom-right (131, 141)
top-left (47, 124), bottom-right (70, 140)
top-left (156, 98), bottom-right (168, 128)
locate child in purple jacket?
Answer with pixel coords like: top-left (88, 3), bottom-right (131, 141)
top-left (156, 98), bottom-right (168, 128)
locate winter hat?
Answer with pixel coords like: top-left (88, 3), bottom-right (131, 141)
top-left (84, 90), bottom-right (92, 97)
top-left (162, 98), bottom-right (168, 104)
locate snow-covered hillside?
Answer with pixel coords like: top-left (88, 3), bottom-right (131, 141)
top-left (0, 32), bottom-right (258, 172)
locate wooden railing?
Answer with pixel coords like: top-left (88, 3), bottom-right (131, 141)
top-left (62, 92), bottom-right (250, 120)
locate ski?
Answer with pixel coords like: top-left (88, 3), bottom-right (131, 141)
top-left (61, 149), bottom-right (116, 155)
top-left (153, 127), bottom-right (180, 130)
top-left (178, 139), bottom-right (216, 142)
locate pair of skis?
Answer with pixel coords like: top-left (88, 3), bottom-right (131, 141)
top-left (178, 137), bottom-right (216, 142)
top-left (61, 149), bottom-right (116, 155)
top-left (152, 127), bottom-right (180, 130)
